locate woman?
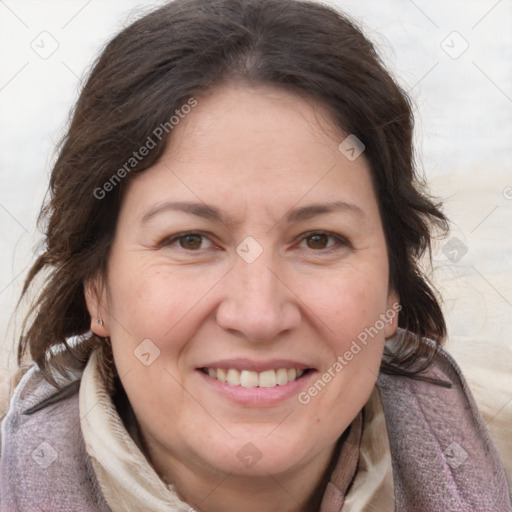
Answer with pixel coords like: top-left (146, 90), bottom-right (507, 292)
top-left (1, 0), bottom-right (510, 510)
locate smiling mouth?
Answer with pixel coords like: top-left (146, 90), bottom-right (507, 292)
top-left (200, 367), bottom-right (311, 388)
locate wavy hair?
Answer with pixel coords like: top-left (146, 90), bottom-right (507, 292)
top-left (17, 0), bottom-right (448, 386)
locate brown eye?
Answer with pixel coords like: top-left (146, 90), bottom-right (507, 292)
top-left (178, 234), bottom-right (203, 250)
top-left (305, 233), bottom-right (329, 249)
top-left (160, 231), bottom-right (216, 252)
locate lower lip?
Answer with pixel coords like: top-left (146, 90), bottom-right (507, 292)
top-left (197, 370), bottom-right (316, 407)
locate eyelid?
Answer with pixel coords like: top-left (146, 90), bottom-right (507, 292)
top-left (295, 230), bottom-right (351, 250)
top-left (157, 230), bottom-right (350, 252)
top-left (158, 231), bottom-right (218, 250)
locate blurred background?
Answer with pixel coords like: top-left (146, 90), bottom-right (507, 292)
top-left (1, 0), bottom-right (511, 375)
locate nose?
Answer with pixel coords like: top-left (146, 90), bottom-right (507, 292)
top-left (216, 254), bottom-right (301, 343)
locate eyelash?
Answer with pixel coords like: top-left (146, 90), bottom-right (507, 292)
top-left (159, 230), bottom-right (350, 253)
top-left (160, 232), bottom-right (217, 251)
top-left (296, 231), bottom-right (351, 252)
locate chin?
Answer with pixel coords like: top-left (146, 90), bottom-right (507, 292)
top-left (198, 429), bottom-right (318, 478)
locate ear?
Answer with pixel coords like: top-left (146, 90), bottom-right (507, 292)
top-left (384, 290), bottom-right (400, 339)
top-left (84, 274), bottom-right (110, 337)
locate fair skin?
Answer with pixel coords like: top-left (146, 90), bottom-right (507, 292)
top-left (86, 82), bottom-right (398, 512)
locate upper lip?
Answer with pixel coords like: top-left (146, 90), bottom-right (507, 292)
top-left (198, 358), bottom-right (313, 372)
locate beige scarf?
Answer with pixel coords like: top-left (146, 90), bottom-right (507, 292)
top-left (79, 349), bottom-right (394, 512)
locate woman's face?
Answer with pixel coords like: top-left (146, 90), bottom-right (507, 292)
top-left (88, 83), bottom-right (398, 487)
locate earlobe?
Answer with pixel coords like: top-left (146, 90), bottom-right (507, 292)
top-left (384, 291), bottom-right (400, 339)
top-left (84, 275), bottom-right (110, 337)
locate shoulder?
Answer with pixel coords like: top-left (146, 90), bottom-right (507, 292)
top-left (1, 362), bottom-right (82, 466)
top-left (378, 331), bottom-right (511, 451)
top-left (377, 331), bottom-right (512, 509)
top-left (1, 362), bottom-right (81, 421)
top-left (0, 364), bottom-right (58, 458)
top-left (0, 368), bottom-right (16, 423)
top-left (443, 335), bottom-right (512, 489)
top-left (0, 362), bottom-right (109, 511)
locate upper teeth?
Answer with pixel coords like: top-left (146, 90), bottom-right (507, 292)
top-left (206, 368), bottom-right (305, 388)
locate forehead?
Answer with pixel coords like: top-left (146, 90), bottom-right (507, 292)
top-left (121, 82), bottom-right (379, 225)
top-left (169, 82), bottom-right (345, 173)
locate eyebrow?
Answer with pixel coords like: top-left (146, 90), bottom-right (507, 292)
top-left (285, 201), bottom-right (364, 223)
top-left (141, 200), bottom-right (364, 225)
top-left (141, 201), bottom-right (225, 224)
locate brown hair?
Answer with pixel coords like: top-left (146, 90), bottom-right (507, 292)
top-left (18, 0), bottom-right (448, 386)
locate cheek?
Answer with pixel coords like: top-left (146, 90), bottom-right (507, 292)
top-left (105, 261), bottom-right (198, 429)
top-left (106, 258), bottom-right (209, 341)
top-left (297, 271), bottom-right (389, 430)
top-left (300, 264), bottom-right (390, 342)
